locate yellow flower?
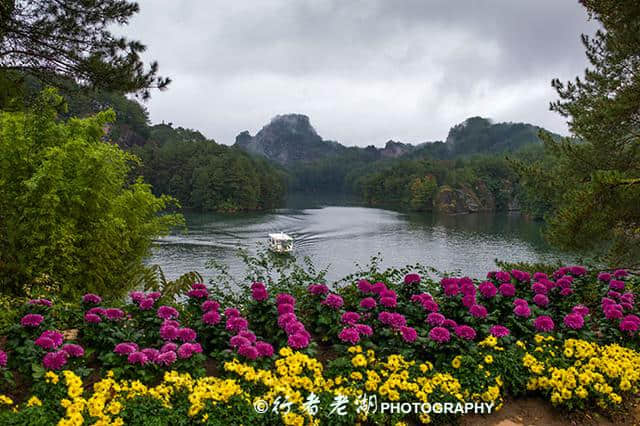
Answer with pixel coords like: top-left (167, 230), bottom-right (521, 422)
top-left (451, 356), bottom-right (462, 369)
top-left (45, 371), bottom-right (60, 384)
top-left (484, 355), bottom-right (493, 364)
top-left (348, 345), bottom-right (362, 354)
top-left (27, 396), bottom-right (42, 407)
top-left (352, 354), bottom-right (367, 368)
top-left (0, 395), bottom-right (13, 405)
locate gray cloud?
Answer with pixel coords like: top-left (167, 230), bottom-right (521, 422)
top-left (123, 0), bottom-right (598, 146)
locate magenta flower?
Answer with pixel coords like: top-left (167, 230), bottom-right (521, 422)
top-left (513, 304), bottom-right (531, 318)
top-left (620, 315), bottom-right (640, 334)
top-left (614, 269), bottom-right (628, 278)
top-left (604, 306), bottom-right (623, 320)
top-left (572, 305), bottom-right (590, 316)
top-left (609, 280), bottom-right (625, 291)
top-left (489, 325), bottom-right (510, 337)
top-left (339, 327), bottom-right (360, 345)
top-left (498, 283), bottom-right (516, 297)
top-left (443, 283), bottom-right (460, 297)
top-left (160, 324), bottom-right (178, 341)
top-left (130, 291), bottom-right (145, 303)
top-left (461, 294), bottom-right (476, 308)
top-left (495, 271), bottom-right (511, 283)
top-left (87, 307), bottom-right (105, 316)
top-left (160, 342), bottom-right (178, 353)
top-left (42, 351), bottom-right (67, 370)
top-left (187, 288), bottom-right (208, 299)
top-left (427, 312), bottom-right (445, 326)
top-left (141, 348), bottom-right (160, 362)
top-left (127, 351), bottom-right (149, 365)
top-left (511, 270), bottom-right (531, 282)
top-left (192, 283), bottom-right (207, 290)
top-left (0, 351), bottom-right (6, 367)
top-left (148, 291), bottom-right (162, 300)
top-left (114, 342), bottom-right (138, 355)
top-left (238, 345), bottom-right (259, 360)
top-left (379, 289), bottom-right (397, 299)
top-left (21, 314), bottom-right (44, 327)
top-left (230, 335), bottom-right (251, 349)
top-left (256, 341), bottom-right (274, 357)
top-left (239, 330), bottom-right (257, 343)
top-left (469, 304), bottom-right (488, 319)
top-left (82, 293), bottom-right (102, 304)
top-left (533, 272), bottom-right (548, 281)
top-left (569, 266), bottom-right (587, 276)
top-left (341, 312), bottom-right (361, 325)
top-left (560, 288), bottom-right (573, 296)
top-left (35, 336), bottom-right (56, 350)
top-left (357, 279), bottom-right (373, 293)
top-left (478, 281), bottom-right (497, 298)
top-left (202, 310), bottom-right (221, 325)
top-left (371, 282), bottom-right (387, 294)
top-left (139, 298), bottom-right (154, 310)
top-left (404, 273), bottom-right (421, 285)
top-left (422, 299), bottom-right (439, 312)
top-left (380, 297), bottom-right (397, 308)
top-left (284, 320), bottom-right (305, 335)
top-left (177, 343), bottom-right (202, 359)
top-left (322, 293), bottom-right (344, 309)
top-left (288, 332), bottom-right (310, 349)
top-left (277, 303), bottom-right (295, 315)
top-left (252, 287), bottom-right (268, 302)
top-left (460, 281), bottom-right (476, 296)
top-left (534, 316), bottom-right (554, 332)
top-left (104, 308), bottom-right (124, 320)
top-left (178, 327), bottom-right (197, 342)
top-left (201, 300), bottom-right (220, 312)
top-left (156, 351), bottom-right (177, 366)
top-left (360, 297), bottom-right (377, 310)
top-left (563, 313), bottom-right (584, 330)
top-left (226, 316), bottom-right (249, 332)
top-left (597, 272), bottom-right (611, 282)
top-left (224, 307), bottom-right (240, 318)
top-left (428, 326), bottom-right (451, 343)
top-left (531, 282), bottom-right (548, 295)
top-left (533, 294), bottom-right (549, 307)
top-left (356, 324), bottom-right (373, 336)
top-left (308, 284), bottom-right (329, 295)
top-left (454, 325), bottom-right (476, 340)
top-left (276, 293), bottom-right (296, 306)
top-left (84, 313), bottom-right (101, 323)
top-left (400, 326), bottom-right (418, 342)
top-left (443, 319), bottom-right (457, 328)
top-left (41, 330), bottom-right (63, 347)
top-left (157, 306), bottom-right (179, 320)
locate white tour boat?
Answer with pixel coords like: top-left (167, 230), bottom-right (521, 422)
top-left (268, 232), bottom-right (293, 254)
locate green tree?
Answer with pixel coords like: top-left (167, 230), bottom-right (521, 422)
top-left (526, 0), bottom-right (640, 265)
top-left (409, 176), bottom-right (437, 211)
top-left (0, 89), bottom-right (183, 299)
top-left (0, 0), bottom-right (169, 98)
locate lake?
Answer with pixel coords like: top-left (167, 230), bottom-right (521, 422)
top-left (147, 195), bottom-right (574, 283)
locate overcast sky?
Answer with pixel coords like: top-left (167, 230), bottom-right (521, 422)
top-left (124, 1), bottom-right (598, 147)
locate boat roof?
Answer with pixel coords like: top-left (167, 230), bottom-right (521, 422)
top-left (269, 232), bottom-right (293, 240)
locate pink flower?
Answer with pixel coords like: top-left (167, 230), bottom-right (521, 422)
top-left (156, 351), bottom-right (177, 366)
top-left (288, 332), bottom-right (310, 349)
top-left (277, 304), bottom-right (295, 315)
top-left (443, 319), bottom-right (457, 328)
top-left (341, 312), bottom-right (361, 325)
top-left (114, 343), bottom-right (138, 355)
top-left (533, 272), bottom-right (548, 281)
top-left (572, 305), bottom-right (590, 316)
top-left (427, 312), bottom-right (445, 326)
top-left (82, 293), bottom-right (102, 304)
top-left (531, 282), bottom-right (548, 295)
top-left (460, 280), bottom-right (476, 296)
top-left (559, 288), bottom-right (573, 296)
top-left (230, 335), bottom-right (251, 349)
top-left (104, 308), bottom-right (124, 320)
top-left (443, 283), bottom-right (460, 297)
top-left (202, 310), bottom-right (221, 325)
top-left (620, 315), bottom-right (640, 334)
top-left (422, 300), bottom-right (439, 312)
top-left (371, 282), bottom-right (387, 294)
top-left (461, 294), bottom-right (476, 308)
top-left (276, 294), bottom-right (296, 306)
top-left (339, 327), bottom-right (360, 345)
top-left (148, 292), bottom-right (162, 300)
top-left (192, 283), bottom-right (207, 290)
top-left (511, 270), bottom-right (531, 282)
top-left (87, 307), bottom-right (105, 316)
top-left (139, 298), bottom-right (154, 310)
top-left (178, 327), bottom-right (197, 342)
top-left (498, 283), bottom-right (516, 297)
top-left (130, 291), bottom-right (145, 303)
top-left (177, 343), bottom-right (202, 359)
top-left (127, 351), bottom-right (149, 365)
top-left (404, 273), bottom-right (421, 285)
top-left (0, 351), bottom-right (7, 367)
top-left (533, 294), bottom-right (549, 307)
top-left (428, 327), bottom-right (450, 343)
top-left (308, 284), bottom-right (329, 295)
top-left (160, 324), bottom-right (178, 341)
top-left (187, 288), bottom-right (208, 299)
top-left (42, 351), bottom-right (67, 370)
top-left (41, 330), bottom-right (63, 347)
top-left (157, 306), bottom-right (179, 320)
top-left (357, 279), bottom-right (373, 293)
top-left (380, 297), bottom-right (397, 308)
top-left (28, 298), bottom-right (52, 307)
top-left (489, 325), bottom-right (510, 337)
top-left (239, 330), bottom-right (257, 343)
top-left (469, 304), bottom-right (488, 319)
top-left (160, 342), bottom-right (178, 353)
top-left (84, 313), bottom-right (101, 323)
top-left (597, 272), bottom-right (611, 282)
top-left (355, 324), bottom-right (373, 336)
top-left (609, 280), bottom-right (625, 291)
top-left (569, 266), bottom-right (587, 276)
top-left (201, 300), bottom-right (220, 312)
top-left (495, 271), bottom-right (511, 283)
top-left (360, 297), bottom-right (377, 310)
top-left (563, 313), bottom-right (584, 330)
top-left (534, 316), bottom-right (554, 332)
top-left (604, 306), bottom-right (623, 320)
top-left (224, 308), bottom-right (240, 318)
top-left (252, 287), bottom-right (269, 302)
top-left (35, 336), bottom-right (56, 350)
top-left (613, 269), bottom-right (628, 278)
top-left (513, 304), bottom-right (531, 318)
top-left (322, 294), bottom-right (344, 309)
top-left (284, 320), bottom-right (305, 335)
top-left (238, 345), bottom-right (259, 360)
top-left (478, 281), bottom-right (497, 298)
top-left (256, 341), bottom-right (274, 357)
top-left (141, 348), bottom-right (160, 362)
top-left (21, 314), bottom-right (44, 327)
top-left (400, 326), bottom-right (418, 342)
top-left (454, 325), bottom-right (476, 340)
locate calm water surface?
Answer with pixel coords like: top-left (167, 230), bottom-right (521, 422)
top-left (147, 195), bottom-right (574, 283)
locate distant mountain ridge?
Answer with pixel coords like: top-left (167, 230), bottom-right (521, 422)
top-left (234, 114), bottom-right (553, 165)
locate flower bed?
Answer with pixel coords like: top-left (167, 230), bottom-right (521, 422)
top-left (0, 265), bottom-right (638, 424)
